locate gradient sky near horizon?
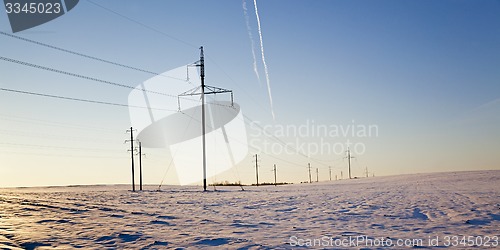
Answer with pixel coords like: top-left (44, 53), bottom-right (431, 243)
top-left (1, 0), bottom-right (499, 187)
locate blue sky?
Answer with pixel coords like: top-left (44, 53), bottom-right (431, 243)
top-left (0, 0), bottom-right (499, 187)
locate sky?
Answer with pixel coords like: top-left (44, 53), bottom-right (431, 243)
top-left (0, 0), bottom-right (499, 187)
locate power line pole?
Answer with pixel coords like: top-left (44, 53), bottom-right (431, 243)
top-left (341, 171), bottom-right (343, 180)
top-left (177, 47), bottom-right (234, 191)
top-left (126, 127), bottom-right (136, 192)
top-left (308, 163), bottom-right (312, 183)
top-left (365, 166), bottom-right (368, 178)
top-left (256, 155), bottom-right (259, 186)
top-left (273, 164), bottom-right (277, 186)
top-left (137, 141), bottom-right (146, 191)
top-left (200, 47), bottom-right (207, 191)
top-left (345, 147), bottom-right (355, 179)
top-left (329, 166), bottom-right (332, 181)
top-left (347, 148), bottom-right (352, 179)
top-left (316, 168), bottom-right (319, 182)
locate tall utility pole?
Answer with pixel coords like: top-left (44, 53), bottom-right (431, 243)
top-left (316, 168), bottom-right (319, 182)
top-left (341, 171), bottom-right (343, 180)
top-left (365, 166), bottom-right (369, 178)
top-left (126, 127), bottom-right (136, 192)
top-left (308, 163), bottom-right (312, 183)
top-left (254, 154), bottom-right (259, 186)
top-left (273, 164), bottom-right (277, 186)
top-left (177, 47), bottom-right (234, 191)
top-left (199, 47), bottom-right (207, 191)
top-left (345, 147), bottom-right (355, 179)
top-left (329, 166), bottom-right (332, 181)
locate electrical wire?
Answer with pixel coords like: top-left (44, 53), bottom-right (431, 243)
top-left (1, 56), bottom-right (234, 109)
top-left (0, 113), bottom-right (119, 134)
top-left (0, 56), bottom-right (182, 99)
top-left (0, 150), bottom-right (128, 159)
top-left (0, 87), bottom-right (177, 112)
top-left (0, 129), bottom-right (118, 144)
top-left (0, 142), bottom-right (123, 153)
top-left (86, 0), bottom-right (197, 48)
top-left (0, 31), bottom-right (186, 82)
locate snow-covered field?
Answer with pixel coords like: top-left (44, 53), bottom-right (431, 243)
top-left (0, 170), bottom-right (498, 249)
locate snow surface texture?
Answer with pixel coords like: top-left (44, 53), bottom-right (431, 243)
top-left (0, 171), bottom-right (498, 249)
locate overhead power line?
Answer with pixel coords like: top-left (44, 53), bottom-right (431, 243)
top-left (0, 142), bottom-right (122, 153)
top-left (0, 56), bottom-right (181, 98)
top-left (0, 56), bottom-right (233, 109)
top-left (86, 0), bottom-right (197, 48)
top-left (0, 150), bottom-right (128, 159)
top-left (0, 128), bottom-right (118, 144)
top-left (0, 87), bottom-right (176, 112)
top-left (0, 113), bottom-right (119, 133)
top-left (0, 31), bottom-right (186, 82)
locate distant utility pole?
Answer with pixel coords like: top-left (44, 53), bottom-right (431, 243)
top-left (345, 148), bottom-right (355, 179)
top-left (329, 166), bottom-right (332, 181)
top-left (126, 127), bottom-right (136, 192)
top-left (308, 163), bottom-right (312, 183)
top-left (365, 166), bottom-right (369, 178)
top-left (341, 171), bottom-right (343, 180)
top-left (273, 164), bottom-right (277, 186)
top-left (254, 154), bottom-right (259, 186)
top-left (316, 168), bottom-right (319, 182)
top-left (137, 141), bottom-right (146, 191)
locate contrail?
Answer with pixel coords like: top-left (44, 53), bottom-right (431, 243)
top-left (253, 0), bottom-right (275, 120)
top-left (242, 0), bottom-right (261, 85)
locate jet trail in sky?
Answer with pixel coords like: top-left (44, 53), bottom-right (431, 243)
top-left (242, 0), bottom-right (261, 85)
top-left (253, 0), bottom-right (275, 120)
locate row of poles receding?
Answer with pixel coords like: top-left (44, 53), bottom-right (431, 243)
top-left (123, 132), bottom-right (367, 191)
top-left (252, 149), bottom-right (368, 187)
top-left (122, 137), bottom-right (369, 191)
